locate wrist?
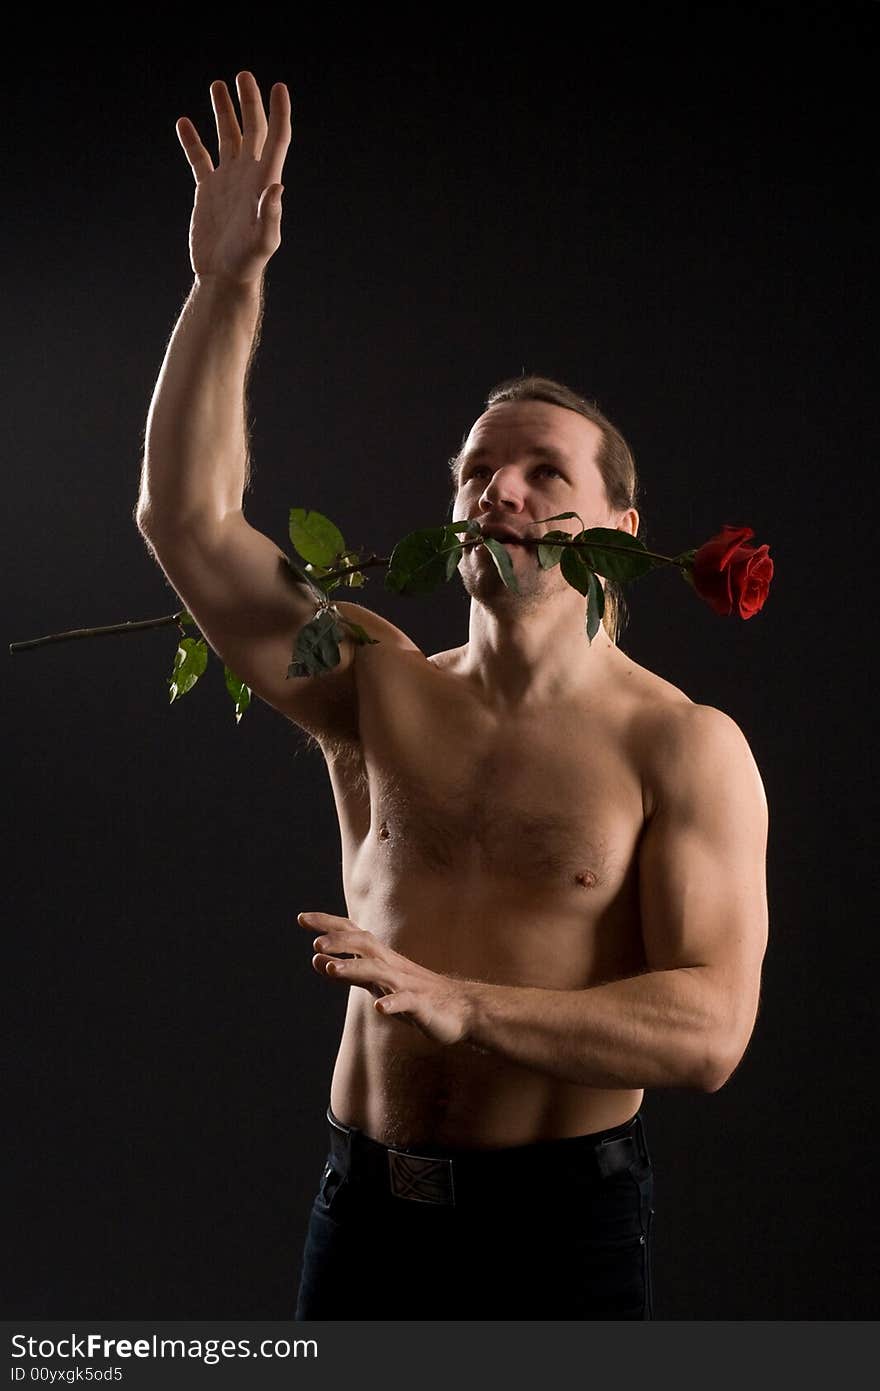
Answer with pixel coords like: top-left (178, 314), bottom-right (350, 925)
top-left (458, 979), bottom-right (489, 1050)
top-left (193, 271), bottom-right (264, 301)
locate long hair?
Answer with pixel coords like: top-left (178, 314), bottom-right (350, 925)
top-left (449, 374), bottom-right (643, 645)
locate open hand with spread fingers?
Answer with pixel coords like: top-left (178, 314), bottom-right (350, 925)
top-left (298, 911), bottom-right (476, 1047)
top-left (175, 70), bottom-right (292, 286)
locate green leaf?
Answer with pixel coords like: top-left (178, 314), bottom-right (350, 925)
top-left (559, 535), bottom-right (593, 595)
top-left (178, 609), bottom-right (199, 629)
top-left (385, 526), bottom-right (463, 595)
top-left (223, 667), bottom-right (252, 723)
top-left (568, 528), bottom-right (656, 582)
top-left (338, 551), bottom-right (367, 589)
top-left (287, 608), bottom-right (347, 678)
top-left (585, 570), bottom-right (605, 644)
top-left (303, 561), bottom-right (347, 596)
top-left (535, 510), bottom-right (587, 530)
top-left (289, 508), bottom-right (347, 567)
top-left (537, 529), bottom-right (576, 570)
top-left (480, 536), bottom-right (521, 594)
top-left (168, 637), bottom-right (208, 703)
top-left (301, 550), bottom-right (369, 593)
top-left (534, 525), bottom-right (657, 583)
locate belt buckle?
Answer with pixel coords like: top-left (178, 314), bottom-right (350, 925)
top-left (387, 1148), bottom-right (456, 1206)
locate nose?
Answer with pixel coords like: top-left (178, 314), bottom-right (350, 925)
top-left (477, 467), bottom-right (526, 514)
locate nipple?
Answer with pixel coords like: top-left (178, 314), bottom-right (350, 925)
top-left (574, 869), bottom-right (597, 889)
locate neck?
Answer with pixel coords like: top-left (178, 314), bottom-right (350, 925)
top-left (461, 589), bottom-right (618, 711)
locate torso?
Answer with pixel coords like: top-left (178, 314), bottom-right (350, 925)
top-left (309, 638), bottom-right (691, 1151)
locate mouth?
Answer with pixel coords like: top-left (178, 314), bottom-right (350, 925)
top-left (476, 527), bottom-right (531, 546)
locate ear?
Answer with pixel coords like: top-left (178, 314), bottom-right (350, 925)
top-left (615, 507), bottom-right (639, 536)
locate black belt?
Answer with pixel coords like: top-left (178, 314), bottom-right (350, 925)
top-left (325, 1106), bottom-right (648, 1208)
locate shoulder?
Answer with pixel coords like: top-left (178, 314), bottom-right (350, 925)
top-left (643, 699), bottom-right (768, 823)
top-left (661, 701), bottom-right (762, 768)
top-left (333, 601), bottom-right (426, 658)
top-left (610, 651), bottom-right (765, 819)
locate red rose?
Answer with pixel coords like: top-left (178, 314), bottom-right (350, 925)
top-left (690, 524), bottom-right (774, 619)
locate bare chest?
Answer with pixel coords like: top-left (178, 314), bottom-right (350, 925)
top-left (327, 653), bottom-right (647, 905)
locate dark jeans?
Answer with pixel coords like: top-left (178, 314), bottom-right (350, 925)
top-left (294, 1107), bottom-right (655, 1320)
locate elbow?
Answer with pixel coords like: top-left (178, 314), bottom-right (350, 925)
top-left (135, 502), bottom-right (184, 543)
top-left (134, 501), bottom-right (154, 535)
top-left (700, 1062), bottom-right (731, 1094)
top-left (677, 1015), bottom-right (740, 1092)
top-left (689, 988), bottom-right (756, 1093)
top-left (696, 1033), bottom-right (745, 1094)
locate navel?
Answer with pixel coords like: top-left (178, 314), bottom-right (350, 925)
top-left (574, 869), bottom-right (597, 889)
top-left (377, 821), bottom-right (391, 842)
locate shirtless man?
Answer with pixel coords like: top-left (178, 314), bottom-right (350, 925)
top-left (136, 72), bottom-right (769, 1320)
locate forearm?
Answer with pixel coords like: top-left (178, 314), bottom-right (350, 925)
top-left (137, 274), bottom-right (265, 529)
top-left (462, 967), bottom-right (728, 1092)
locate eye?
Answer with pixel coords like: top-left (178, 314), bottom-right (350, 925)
top-left (462, 463), bottom-right (561, 483)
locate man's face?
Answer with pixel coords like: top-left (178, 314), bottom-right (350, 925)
top-left (452, 400), bottom-right (622, 609)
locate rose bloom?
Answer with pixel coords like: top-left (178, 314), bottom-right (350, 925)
top-left (690, 524), bottom-right (774, 619)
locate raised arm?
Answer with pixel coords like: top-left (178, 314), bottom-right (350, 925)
top-left (135, 72), bottom-right (420, 742)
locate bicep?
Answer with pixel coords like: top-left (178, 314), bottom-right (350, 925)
top-left (638, 706), bottom-right (769, 1031)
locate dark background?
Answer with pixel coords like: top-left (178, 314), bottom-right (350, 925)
top-left (5, 5), bottom-right (877, 1319)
